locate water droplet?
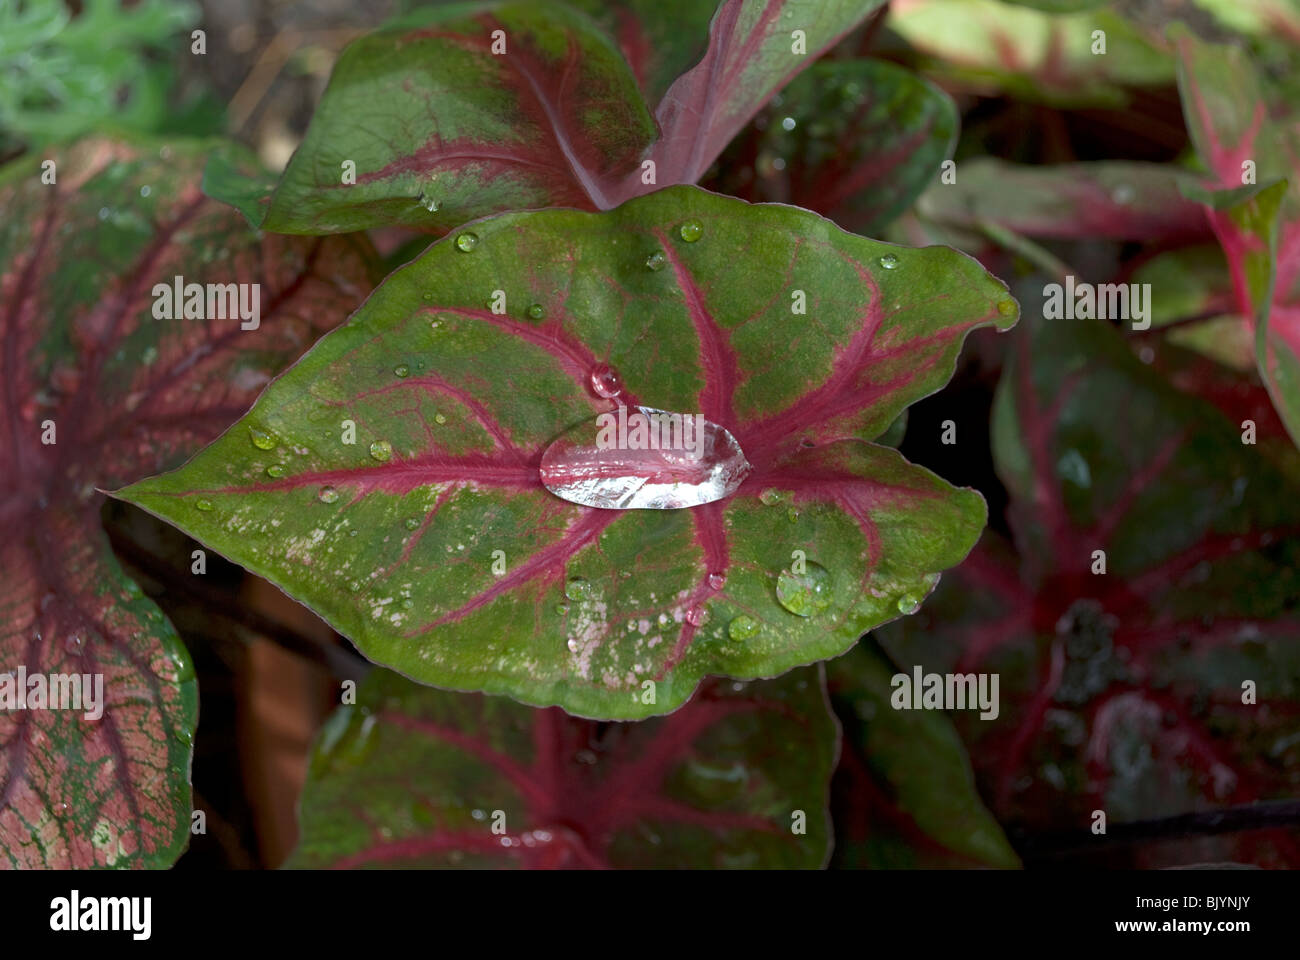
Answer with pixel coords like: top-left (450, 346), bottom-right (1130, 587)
top-left (422, 292), bottom-right (433, 301)
top-left (248, 426), bottom-right (276, 450)
top-left (540, 406), bottom-right (752, 510)
top-left (527, 303), bottom-right (546, 320)
top-left (404, 516), bottom-right (420, 530)
top-left (998, 299), bottom-right (1016, 316)
top-left (759, 488), bottom-right (784, 506)
top-left (1110, 184), bottom-right (1135, 205)
top-left (644, 250), bottom-right (666, 271)
top-left (318, 486), bottom-right (340, 504)
top-left (266, 464), bottom-right (286, 478)
top-left (401, 597), bottom-right (414, 609)
top-left (686, 606), bottom-right (710, 627)
top-left (139, 185), bottom-right (152, 198)
top-left (787, 507), bottom-right (799, 523)
top-left (369, 440), bottom-right (393, 462)
top-left (678, 219), bottom-right (704, 243)
top-left (878, 254), bottom-right (900, 270)
top-left (434, 412), bottom-right (447, 424)
top-left (455, 232), bottom-right (478, 252)
top-left (393, 364), bottom-right (410, 378)
top-left (195, 498), bottom-right (214, 512)
top-left (418, 188), bottom-right (440, 212)
top-left (781, 116), bottom-right (797, 131)
top-left (776, 562), bottom-right (833, 617)
top-left (565, 577), bottom-right (595, 601)
top-left (728, 615), bottom-right (761, 641)
top-left (707, 572), bottom-right (726, 590)
top-left (589, 363), bottom-right (622, 399)
top-left (897, 593), bottom-right (922, 615)
top-left (348, 580), bottom-right (362, 592)
top-left (65, 634), bottom-right (85, 655)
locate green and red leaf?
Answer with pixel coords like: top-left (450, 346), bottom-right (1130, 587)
top-left (0, 139), bottom-right (376, 867)
top-left (119, 185), bottom-right (1017, 720)
top-left (881, 312), bottom-right (1300, 866)
top-left (289, 664), bottom-right (836, 868)
top-left (219, 0), bottom-right (887, 235)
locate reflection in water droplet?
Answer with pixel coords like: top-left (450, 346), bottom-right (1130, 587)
top-left (565, 577), bottom-right (595, 601)
top-left (897, 593), bottom-right (922, 615)
top-left (527, 303), bottom-right (545, 320)
top-left (540, 407), bottom-right (752, 510)
top-left (728, 615), bottom-right (761, 641)
top-left (369, 440), bottom-right (393, 462)
top-left (878, 254), bottom-right (900, 270)
top-left (249, 427), bottom-right (276, 450)
top-left (678, 220), bottom-right (703, 243)
top-left (266, 464), bottom-right (286, 478)
top-left (776, 562), bottom-right (832, 617)
top-left (644, 251), bottom-right (666, 271)
top-left (455, 232), bottom-right (478, 252)
top-left (393, 364), bottom-right (410, 378)
top-left (589, 363), bottom-right (621, 399)
top-left (318, 486), bottom-right (340, 504)
top-left (195, 498), bottom-right (214, 512)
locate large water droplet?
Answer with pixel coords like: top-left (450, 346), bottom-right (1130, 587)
top-left (776, 562), bottom-right (832, 617)
top-left (589, 363), bottom-right (622, 399)
top-left (728, 615), bottom-right (761, 641)
top-left (540, 407), bottom-right (751, 510)
top-left (455, 232), bottom-right (478, 252)
top-left (249, 426), bottom-right (276, 450)
top-left (318, 486), bottom-right (340, 504)
top-left (644, 251), bottom-right (666, 271)
top-left (678, 219), bottom-right (703, 243)
top-left (369, 440), bottom-right (393, 462)
top-left (878, 254), bottom-right (900, 270)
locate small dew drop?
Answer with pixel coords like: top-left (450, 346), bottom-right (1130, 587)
top-left (686, 606), bottom-right (710, 627)
top-left (266, 464), bottom-right (286, 478)
top-left (348, 580), bottom-right (362, 592)
top-left (65, 634), bottom-right (85, 655)
top-left (318, 486), bottom-right (340, 504)
top-left (644, 250), bottom-right (667, 271)
top-left (776, 562), bottom-right (833, 617)
top-left (527, 303), bottom-right (546, 320)
top-left (393, 364), bottom-right (410, 378)
top-left (455, 232), bottom-right (479, 252)
top-left (781, 116), bottom-right (797, 131)
top-left (759, 488), bottom-right (784, 506)
top-left (404, 517), bottom-right (420, 530)
top-left (878, 254), bottom-right (900, 270)
top-left (707, 572), bottom-right (726, 590)
top-left (564, 577), bottom-right (595, 601)
top-left (997, 299), bottom-right (1016, 316)
top-left (434, 412), bottom-right (447, 424)
top-left (897, 593), bottom-right (922, 615)
top-left (139, 185), bottom-right (152, 198)
top-left (195, 498), bottom-right (214, 512)
top-left (728, 615), bottom-right (761, 641)
top-left (369, 440), bottom-right (393, 462)
top-left (248, 426), bottom-right (276, 450)
top-left (678, 219), bottom-right (704, 243)
top-left (589, 363), bottom-right (622, 399)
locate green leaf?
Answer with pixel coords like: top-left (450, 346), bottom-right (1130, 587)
top-left (0, 138), bottom-right (377, 867)
top-left (707, 58), bottom-right (959, 235)
top-left (214, 0), bottom-right (886, 235)
top-left (118, 184), bottom-right (1016, 720)
top-left (289, 665), bottom-right (837, 868)
top-left (827, 639), bottom-right (1019, 868)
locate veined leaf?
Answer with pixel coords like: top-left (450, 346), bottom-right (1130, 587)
top-left (119, 185), bottom-right (1017, 720)
top-left (289, 665), bottom-right (836, 868)
top-left (215, 0), bottom-right (887, 235)
top-left (0, 139), bottom-right (376, 867)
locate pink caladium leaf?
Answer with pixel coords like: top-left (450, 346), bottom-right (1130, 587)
top-left (212, 0), bottom-right (887, 235)
top-left (1176, 31), bottom-right (1300, 449)
top-left (0, 139), bottom-right (376, 867)
top-left (288, 664), bottom-right (836, 868)
top-left (118, 185), bottom-right (1017, 720)
top-left (880, 312), bottom-right (1300, 867)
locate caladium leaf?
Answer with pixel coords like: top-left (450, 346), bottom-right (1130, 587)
top-left (1176, 32), bottom-right (1300, 448)
top-left (0, 138), bottom-right (376, 867)
top-left (706, 58), bottom-right (958, 236)
top-left (915, 159), bottom-right (1210, 243)
top-left (214, 0), bottom-right (886, 235)
top-left (119, 185), bottom-right (1017, 720)
top-left (288, 664), bottom-right (836, 868)
top-left (886, 0), bottom-right (1173, 108)
top-left (827, 639), bottom-right (1019, 868)
top-left (881, 312), bottom-right (1300, 866)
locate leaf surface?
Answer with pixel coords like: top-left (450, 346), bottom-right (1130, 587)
top-left (0, 138), bottom-right (375, 867)
top-left (120, 185), bottom-right (1016, 719)
top-left (289, 664), bottom-right (836, 868)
